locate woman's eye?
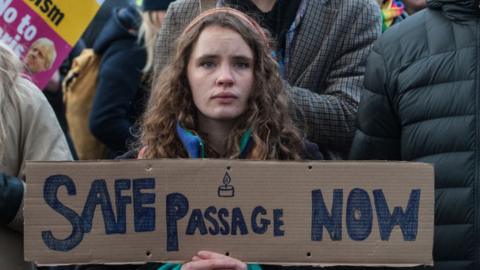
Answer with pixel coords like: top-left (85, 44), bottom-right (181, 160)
top-left (200, 61), bottom-right (215, 69)
top-left (234, 62), bottom-right (250, 69)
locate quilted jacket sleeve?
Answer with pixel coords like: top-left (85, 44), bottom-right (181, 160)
top-left (349, 40), bottom-right (402, 160)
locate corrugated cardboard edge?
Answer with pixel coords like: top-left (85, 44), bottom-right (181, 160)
top-left (35, 261), bottom-right (433, 268)
top-left (26, 159), bottom-right (435, 166)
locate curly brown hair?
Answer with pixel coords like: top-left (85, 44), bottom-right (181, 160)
top-left (140, 8), bottom-right (304, 160)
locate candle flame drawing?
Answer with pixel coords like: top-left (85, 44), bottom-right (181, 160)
top-left (223, 171), bottom-right (231, 185)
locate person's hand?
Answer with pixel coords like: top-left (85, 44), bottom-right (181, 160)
top-left (181, 251), bottom-right (248, 270)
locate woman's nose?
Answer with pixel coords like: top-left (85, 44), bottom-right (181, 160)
top-left (215, 65), bottom-right (234, 87)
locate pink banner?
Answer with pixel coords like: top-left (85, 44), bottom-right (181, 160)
top-left (0, 0), bottom-right (72, 89)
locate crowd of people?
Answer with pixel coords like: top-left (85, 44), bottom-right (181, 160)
top-left (3, 0), bottom-right (480, 270)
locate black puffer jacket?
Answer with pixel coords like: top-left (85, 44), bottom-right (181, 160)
top-left (350, 0), bottom-right (480, 269)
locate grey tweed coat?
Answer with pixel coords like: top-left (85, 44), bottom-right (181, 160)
top-left (153, 0), bottom-right (381, 158)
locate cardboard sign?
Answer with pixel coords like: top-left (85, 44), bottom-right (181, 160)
top-left (25, 160), bottom-right (434, 267)
top-left (0, 0), bottom-right (102, 89)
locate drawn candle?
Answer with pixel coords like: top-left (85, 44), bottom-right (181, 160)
top-left (218, 171), bottom-right (234, 197)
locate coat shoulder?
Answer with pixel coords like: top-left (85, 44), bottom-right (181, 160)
top-left (330, 0), bottom-right (379, 12)
top-left (169, 0), bottom-right (200, 16)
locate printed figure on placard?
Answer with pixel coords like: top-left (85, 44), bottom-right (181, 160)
top-left (0, 0), bottom-right (102, 88)
top-left (24, 37), bottom-right (56, 73)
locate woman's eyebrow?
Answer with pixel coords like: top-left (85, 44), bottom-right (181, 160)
top-left (196, 54), bottom-right (219, 60)
top-left (231, 55), bottom-right (253, 62)
top-left (194, 54), bottom-right (253, 63)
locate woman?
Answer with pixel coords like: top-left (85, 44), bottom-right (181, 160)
top-left (139, 8), bottom-right (320, 161)
top-left (134, 7), bottom-right (321, 270)
top-left (0, 41), bottom-right (72, 270)
top-left (154, 0), bottom-right (381, 160)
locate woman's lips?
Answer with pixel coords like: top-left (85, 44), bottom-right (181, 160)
top-left (212, 93), bottom-right (237, 99)
top-left (212, 93), bottom-right (237, 104)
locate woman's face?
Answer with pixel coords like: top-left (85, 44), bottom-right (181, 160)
top-left (187, 25), bottom-right (254, 124)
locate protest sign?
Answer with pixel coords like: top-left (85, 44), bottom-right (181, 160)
top-left (0, 0), bottom-right (102, 89)
top-left (25, 160), bottom-right (434, 267)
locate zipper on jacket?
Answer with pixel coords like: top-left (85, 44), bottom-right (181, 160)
top-left (476, 18), bottom-right (480, 269)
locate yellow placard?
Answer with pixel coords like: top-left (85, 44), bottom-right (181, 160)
top-left (22, 0), bottom-right (101, 46)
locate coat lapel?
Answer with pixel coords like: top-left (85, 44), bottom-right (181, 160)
top-left (288, 0), bottom-right (338, 83)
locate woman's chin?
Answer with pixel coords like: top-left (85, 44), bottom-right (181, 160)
top-left (204, 109), bottom-right (244, 121)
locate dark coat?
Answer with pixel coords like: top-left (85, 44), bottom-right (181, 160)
top-left (89, 5), bottom-right (148, 158)
top-left (81, 0), bottom-right (134, 48)
top-left (350, 0), bottom-right (480, 269)
top-left (0, 173), bottom-right (23, 225)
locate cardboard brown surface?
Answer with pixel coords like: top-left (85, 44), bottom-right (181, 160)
top-left (25, 160), bottom-right (434, 267)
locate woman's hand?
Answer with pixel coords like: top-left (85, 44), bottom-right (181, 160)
top-left (181, 251), bottom-right (248, 270)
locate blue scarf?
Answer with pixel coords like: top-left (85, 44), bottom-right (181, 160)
top-left (176, 123), bottom-right (253, 158)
